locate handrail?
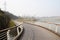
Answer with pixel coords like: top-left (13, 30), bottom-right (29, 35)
top-left (0, 24), bottom-right (22, 32)
top-left (0, 24), bottom-right (23, 40)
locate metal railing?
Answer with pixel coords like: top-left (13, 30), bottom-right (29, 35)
top-left (0, 24), bottom-right (23, 40)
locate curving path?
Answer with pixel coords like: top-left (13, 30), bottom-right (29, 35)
top-left (18, 23), bottom-right (60, 40)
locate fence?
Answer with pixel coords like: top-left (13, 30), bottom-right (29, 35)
top-left (0, 24), bottom-right (23, 40)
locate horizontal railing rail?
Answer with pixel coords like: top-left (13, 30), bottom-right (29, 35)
top-left (0, 24), bottom-right (22, 32)
top-left (0, 31), bottom-right (7, 40)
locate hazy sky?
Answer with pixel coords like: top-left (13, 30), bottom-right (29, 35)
top-left (0, 0), bottom-right (60, 17)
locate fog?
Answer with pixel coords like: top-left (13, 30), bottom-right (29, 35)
top-left (0, 0), bottom-right (60, 17)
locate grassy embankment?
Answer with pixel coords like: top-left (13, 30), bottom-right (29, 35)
top-left (0, 10), bottom-right (15, 30)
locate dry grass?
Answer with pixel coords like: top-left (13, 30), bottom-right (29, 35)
top-left (8, 20), bottom-right (15, 27)
top-left (16, 18), bottom-right (36, 23)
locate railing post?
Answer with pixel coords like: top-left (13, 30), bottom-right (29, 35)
top-left (7, 30), bottom-right (10, 40)
top-left (55, 27), bottom-right (58, 33)
top-left (17, 27), bottom-right (20, 35)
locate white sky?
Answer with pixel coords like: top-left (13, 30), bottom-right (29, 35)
top-left (0, 0), bottom-right (60, 17)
